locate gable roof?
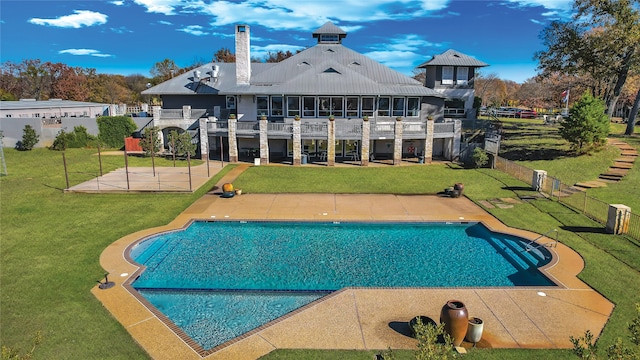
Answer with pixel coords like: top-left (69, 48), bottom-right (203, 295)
top-left (418, 49), bottom-right (489, 68)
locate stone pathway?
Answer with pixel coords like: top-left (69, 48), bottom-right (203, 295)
top-left (572, 139), bottom-right (638, 190)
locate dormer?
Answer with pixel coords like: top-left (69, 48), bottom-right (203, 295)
top-left (312, 21), bottom-right (347, 44)
top-left (418, 49), bottom-right (488, 89)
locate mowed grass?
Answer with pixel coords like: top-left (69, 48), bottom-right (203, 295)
top-left (2, 138), bottom-right (640, 360)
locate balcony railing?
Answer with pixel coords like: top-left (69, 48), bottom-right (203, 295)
top-left (206, 119), bottom-right (457, 138)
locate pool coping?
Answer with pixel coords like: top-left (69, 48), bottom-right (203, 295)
top-left (92, 194), bottom-right (614, 360)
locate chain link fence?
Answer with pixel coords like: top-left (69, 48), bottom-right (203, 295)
top-left (495, 156), bottom-right (639, 241)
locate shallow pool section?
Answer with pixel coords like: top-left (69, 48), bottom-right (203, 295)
top-left (128, 221), bottom-right (555, 350)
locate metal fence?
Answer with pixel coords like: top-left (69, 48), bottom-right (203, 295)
top-left (494, 156), bottom-right (640, 241)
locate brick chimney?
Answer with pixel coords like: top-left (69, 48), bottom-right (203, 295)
top-left (235, 24), bottom-right (250, 85)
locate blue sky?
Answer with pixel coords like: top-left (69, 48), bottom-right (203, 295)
top-left (0, 0), bottom-right (575, 83)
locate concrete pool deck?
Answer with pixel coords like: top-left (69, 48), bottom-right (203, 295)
top-left (92, 193), bottom-right (614, 360)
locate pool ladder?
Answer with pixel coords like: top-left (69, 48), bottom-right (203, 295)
top-left (522, 229), bottom-right (559, 252)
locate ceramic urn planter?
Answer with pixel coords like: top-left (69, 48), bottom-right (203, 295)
top-left (439, 300), bottom-right (468, 346)
top-left (465, 317), bottom-right (484, 345)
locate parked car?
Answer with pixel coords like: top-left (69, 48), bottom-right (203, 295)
top-left (516, 109), bottom-right (537, 119)
top-left (494, 107), bottom-right (517, 117)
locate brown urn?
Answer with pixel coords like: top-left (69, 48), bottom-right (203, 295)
top-left (439, 300), bottom-right (469, 346)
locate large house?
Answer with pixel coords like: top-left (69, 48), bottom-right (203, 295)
top-left (143, 22), bottom-right (487, 165)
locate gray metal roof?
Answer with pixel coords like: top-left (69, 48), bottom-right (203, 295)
top-left (145, 43), bottom-right (443, 98)
top-left (418, 49), bottom-right (489, 68)
top-left (0, 99), bottom-right (109, 110)
top-left (313, 21), bottom-right (347, 37)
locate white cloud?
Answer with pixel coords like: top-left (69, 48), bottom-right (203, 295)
top-left (158, 20), bottom-right (173, 25)
top-left (505, 0), bottom-right (573, 18)
top-left (365, 50), bottom-right (422, 70)
top-left (127, 1), bottom-right (452, 31)
top-left (28, 10), bottom-right (108, 28)
top-left (530, 18), bottom-right (545, 25)
top-left (110, 0), bottom-right (125, 5)
top-left (385, 34), bottom-right (443, 52)
top-left (178, 25), bottom-right (209, 36)
top-left (59, 49), bottom-right (113, 57)
top-left (133, 0), bottom-right (183, 15)
top-left (111, 26), bottom-right (133, 34)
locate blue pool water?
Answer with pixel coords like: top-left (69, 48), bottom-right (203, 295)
top-left (129, 221), bottom-right (554, 350)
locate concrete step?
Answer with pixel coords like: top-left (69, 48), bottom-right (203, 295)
top-left (615, 157), bottom-right (636, 163)
top-left (574, 181), bottom-right (608, 189)
top-left (612, 162), bottom-right (633, 169)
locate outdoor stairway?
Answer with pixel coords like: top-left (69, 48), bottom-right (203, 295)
top-left (572, 139), bottom-right (637, 190)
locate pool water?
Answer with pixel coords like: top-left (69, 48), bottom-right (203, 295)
top-left (129, 221), bottom-right (554, 350)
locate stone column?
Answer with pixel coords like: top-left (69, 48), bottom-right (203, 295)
top-left (292, 119), bottom-right (301, 165)
top-left (393, 117), bottom-right (403, 165)
top-left (259, 117), bottom-right (269, 165)
top-left (153, 106), bottom-right (161, 122)
top-left (532, 170), bottom-right (547, 191)
top-left (361, 118), bottom-right (370, 166)
top-left (606, 204), bottom-right (631, 234)
top-left (228, 116), bottom-right (238, 162)
top-left (198, 118), bottom-right (209, 160)
top-left (452, 120), bottom-right (462, 160)
top-left (182, 105), bottom-right (191, 121)
top-left (424, 117), bottom-right (434, 164)
top-left (327, 119), bottom-right (336, 166)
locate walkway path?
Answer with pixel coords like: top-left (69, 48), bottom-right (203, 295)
top-left (571, 138), bottom-right (637, 191)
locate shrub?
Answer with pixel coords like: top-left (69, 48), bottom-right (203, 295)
top-left (471, 147), bottom-right (489, 168)
top-left (18, 125), bottom-right (39, 151)
top-left (50, 126), bottom-right (98, 151)
top-left (50, 129), bottom-right (71, 151)
top-left (96, 116), bottom-right (138, 148)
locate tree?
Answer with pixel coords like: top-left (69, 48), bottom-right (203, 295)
top-left (263, 50), bottom-right (295, 63)
top-left (535, 0), bottom-right (640, 117)
top-left (150, 59), bottom-right (179, 83)
top-left (168, 130), bottom-right (196, 158)
top-left (19, 125), bottom-right (39, 150)
top-left (559, 92), bottom-right (610, 153)
top-left (213, 48), bottom-right (235, 63)
top-left (139, 126), bottom-right (162, 156)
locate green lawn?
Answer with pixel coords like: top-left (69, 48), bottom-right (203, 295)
top-left (1, 145), bottom-right (639, 360)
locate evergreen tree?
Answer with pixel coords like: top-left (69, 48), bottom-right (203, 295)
top-left (19, 124), bottom-right (39, 151)
top-left (559, 92), bottom-right (610, 153)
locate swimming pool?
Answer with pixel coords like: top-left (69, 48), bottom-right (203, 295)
top-left (127, 221), bottom-right (555, 350)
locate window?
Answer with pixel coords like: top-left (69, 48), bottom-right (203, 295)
top-left (456, 67), bottom-right (468, 85)
top-left (442, 66), bottom-right (453, 85)
top-left (320, 34), bottom-right (339, 43)
top-left (361, 97), bottom-right (374, 117)
top-left (287, 96), bottom-right (300, 117)
top-left (303, 97), bottom-right (315, 117)
top-left (377, 97), bottom-right (390, 117)
top-left (257, 96), bottom-right (269, 116)
top-left (407, 98), bottom-right (420, 117)
top-left (237, 25), bottom-right (246, 32)
top-left (346, 97), bottom-right (359, 117)
top-left (226, 96), bottom-right (236, 109)
top-left (271, 96), bottom-right (283, 116)
top-left (330, 97), bottom-right (343, 117)
top-left (392, 97), bottom-right (405, 117)
top-left (318, 97), bottom-right (331, 116)
top-left (318, 97), bottom-right (343, 117)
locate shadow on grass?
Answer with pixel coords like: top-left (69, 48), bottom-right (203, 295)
top-left (560, 225), bottom-right (608, 234)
